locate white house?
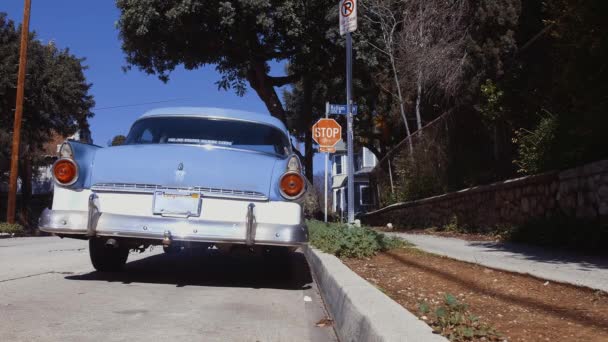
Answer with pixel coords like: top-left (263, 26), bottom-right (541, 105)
top-left (331, 140), bottom-right (377, 219)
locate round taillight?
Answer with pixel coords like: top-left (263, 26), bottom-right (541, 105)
top-left (53, 159), bottom-right (78, 185)
top-left (279, 172), bottom-right (305, 199)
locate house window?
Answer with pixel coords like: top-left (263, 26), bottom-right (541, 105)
top-left (335, 156), bottom-right (343, 175)
top-left (355, 153), bottom-right (362, 172)
top-left (360, 185), bottom-right (370, 205)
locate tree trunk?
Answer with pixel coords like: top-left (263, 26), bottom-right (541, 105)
top-left (302, 76), bottom-right (314, 183)
top-left (246, 61), bottom-right (286, 122)
top-left (390, 54), bottom-right (414, 155)
top-left (415, 70), bottom-right (423, 131)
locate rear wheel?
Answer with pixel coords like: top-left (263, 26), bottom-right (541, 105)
top-left (263, 246), bottom-right (294, 261)
top-left (163, 245), bottom-right (183, 254)
top-left (89, 238), bottom-right (129, 272)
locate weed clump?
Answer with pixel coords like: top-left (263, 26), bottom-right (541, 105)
top-left (0, 222), bottom-right (25, 236)
top-left (307, 220), bottom-right (409, 258)
top-left (419, 293), bottom-right (502, 341)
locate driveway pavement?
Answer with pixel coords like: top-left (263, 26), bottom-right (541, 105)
top-left (387, 232), bottom-right (608, 292)
top-left (0, 237), bottom-right (337, 342)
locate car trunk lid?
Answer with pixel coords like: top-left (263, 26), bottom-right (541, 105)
top-left (89, 144), bottom-right (280, 198)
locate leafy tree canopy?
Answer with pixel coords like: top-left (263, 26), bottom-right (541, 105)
top-left (110, 134), bottom-right (126, 146)
top-left (0, 13), bottom-right (94, 170)
top-left (117, 0), bottom-right (335, 122)
top-left (117, 0), bottom-right (338, 182)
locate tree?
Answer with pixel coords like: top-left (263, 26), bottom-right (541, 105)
top-left (283, 56), bottom-right (402, 162)
top-left (109, 135), bottom-right (126, 146)
top-left (507, 0), bottom-right (608, 172)
top-left (0, 13), bottom-right (94, 224)
top-left (116, 0), bottom-right (337, 182)
top-left (396, 0), bottom-right (469, 124)
top-left (360, 0), bottom-right (413, 153)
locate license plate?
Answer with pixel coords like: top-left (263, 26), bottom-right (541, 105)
top-left (153, 191), bottom-right (201, 217)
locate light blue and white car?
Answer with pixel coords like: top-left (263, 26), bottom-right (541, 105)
top-left (40, 107), bottom-right (308, 271)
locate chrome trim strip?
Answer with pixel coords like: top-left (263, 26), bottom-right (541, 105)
top-left (87, 193), bottom-right (100, 237)
top-left (91, 183), bottom-right (268, 201)
top-left (39, 209), bottom-right (308, 246)
top-left (245, 203), bottom-right (256, 246)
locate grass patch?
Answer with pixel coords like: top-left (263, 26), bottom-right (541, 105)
top-left (419, 293), bottom-right (502, 341)
top-left (0, 222), bottom-right (25, 236)
top-left (307, 220), bottom-right (409, 258)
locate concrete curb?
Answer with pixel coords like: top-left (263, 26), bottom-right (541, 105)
top-left (303, 245), bottom-right (447, 342)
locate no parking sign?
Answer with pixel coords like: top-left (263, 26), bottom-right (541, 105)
top-left (339, 0), bottom-right (357, 36)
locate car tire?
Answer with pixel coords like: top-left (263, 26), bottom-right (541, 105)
top-left (263, 246), bottom-right (294, 259)
top-left (163, 245), bottom-right (182, 254)
top-left (89, 238), bottom-right (129, 272)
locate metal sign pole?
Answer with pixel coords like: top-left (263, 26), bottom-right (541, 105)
top-left (324, 153), bottom-right (328, 222)
top-left (346, 32), bottom-right (355, 224)
top-left (324, 102), bottom-right (329, 223)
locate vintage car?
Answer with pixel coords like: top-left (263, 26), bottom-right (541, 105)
top-left (39, 107), bottom-right (308, 271)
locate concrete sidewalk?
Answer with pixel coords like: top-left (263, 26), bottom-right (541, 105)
top-left (386, 232), bottom-right (608, 293)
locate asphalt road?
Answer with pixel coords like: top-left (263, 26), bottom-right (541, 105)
top-left (0, 237), bottom-right (337, 342)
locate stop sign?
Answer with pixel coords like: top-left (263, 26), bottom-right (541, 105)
top-left (312, 118), bottom-right (342, 148)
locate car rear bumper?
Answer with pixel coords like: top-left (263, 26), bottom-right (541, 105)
top-left (39, 197), bottom-right (308, 247)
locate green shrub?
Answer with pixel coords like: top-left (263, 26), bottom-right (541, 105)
top-left (307, 220), bottom-right (408, 258)
top-left (513, 112), bottom-right (558, 175)
top-left (0, 222), bottom-right (25, 236)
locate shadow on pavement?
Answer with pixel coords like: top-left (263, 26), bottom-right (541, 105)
top-left (468, 241), bottom-right (608, 271)
top-left (65, 248), bottom-right (313, 290)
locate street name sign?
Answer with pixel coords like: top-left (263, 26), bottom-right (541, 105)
top-left (339, 0), bottom-right (357, 36)
top-left (312, 118), bottom-right (342, 150)
top-left (327, 103), bottom-right (358, 115)
top-left (319, 146), bottom-right (337, 153)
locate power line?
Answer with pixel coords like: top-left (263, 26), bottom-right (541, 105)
top-left (93, 98), bottom-right (192, 111)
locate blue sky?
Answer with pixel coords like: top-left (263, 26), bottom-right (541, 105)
top-left (3, 1), bottom-right (328, 173)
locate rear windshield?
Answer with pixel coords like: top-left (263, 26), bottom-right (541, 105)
top-left (125, 117), bottom-right (290, 156)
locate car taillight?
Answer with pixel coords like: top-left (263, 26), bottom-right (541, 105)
top-left (279, 172), bottom-right (305, 199)
top-left (53, 159), bottom-right (78, 186)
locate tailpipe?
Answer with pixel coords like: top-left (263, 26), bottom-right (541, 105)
top-left (105, 238), bottom-right (118, 248)
top-left (162, 230), bottom-right (172, 247)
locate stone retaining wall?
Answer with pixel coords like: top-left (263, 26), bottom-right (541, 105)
top-left (362, 160), bottom-right (608, 229)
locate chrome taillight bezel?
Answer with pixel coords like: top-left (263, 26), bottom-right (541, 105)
top-left (52, 158), bottom-right (79, 187)
top-left (279, 171), bottom-right (306, 200)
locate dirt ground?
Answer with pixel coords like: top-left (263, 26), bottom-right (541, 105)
top-left (343, 247), bottom-right (608, 342)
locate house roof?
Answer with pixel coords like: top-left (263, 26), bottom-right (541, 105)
top-left (332, 175), bottom-right (347, 189)
top-left (332, 173), bottom-right (373, 190)
top-left (355, 166), bottom-right (375, 175)
top-left (139, 107), bottom-right (288, 135)
top-left (41, 133), bottom-right (65, 156)
top-left (333, 140), bottom-right (347, 153)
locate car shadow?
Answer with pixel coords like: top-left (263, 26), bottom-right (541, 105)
top-left (65, 248), bottom-right (313, 290)
top-left (467, 241), bottom-right (608, 271)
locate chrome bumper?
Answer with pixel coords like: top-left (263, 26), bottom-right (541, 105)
top-left (39, 206), bottom-right (308, 247)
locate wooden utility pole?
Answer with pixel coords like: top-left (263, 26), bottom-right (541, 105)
top-left (7, 0), bottom-right (32, 224)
